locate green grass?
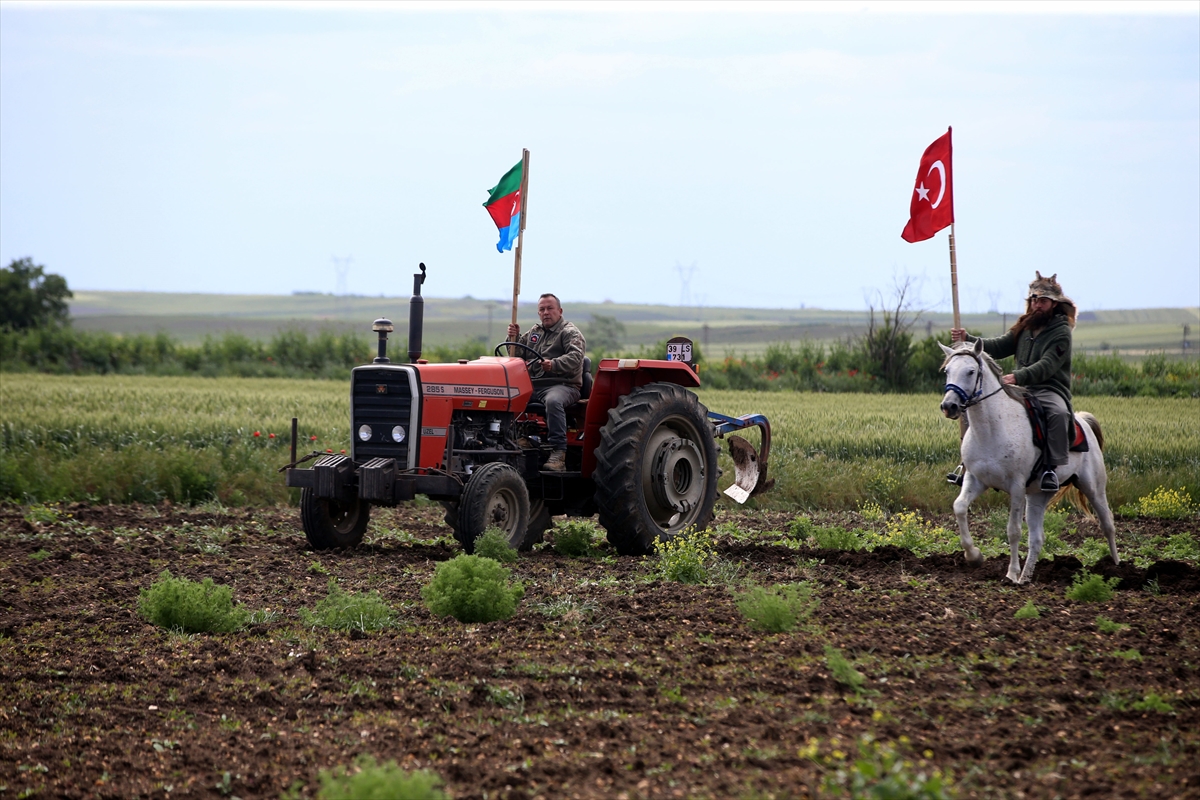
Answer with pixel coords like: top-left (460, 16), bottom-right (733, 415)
top-left (2, 374), bottom-right (1197, 512)
top-left (735, 582), bottom-right (819, 633)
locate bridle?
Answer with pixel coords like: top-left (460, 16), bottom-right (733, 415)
top-left (943, 351), bottom-right (1006, 409)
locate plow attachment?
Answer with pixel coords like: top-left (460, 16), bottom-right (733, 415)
top-left (707, 412), bottom-right (774, 504)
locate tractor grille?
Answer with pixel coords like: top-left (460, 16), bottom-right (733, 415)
top-left (351, 365), bottom-right (419, 467)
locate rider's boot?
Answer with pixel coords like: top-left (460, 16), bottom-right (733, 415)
top-left (1040, 469), bottom-right (1060, 493)
top-left (946, 464), bottom-right (964, 486)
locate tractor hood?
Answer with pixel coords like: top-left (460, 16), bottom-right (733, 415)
top-left (413, 356), bottom-right (535, 413)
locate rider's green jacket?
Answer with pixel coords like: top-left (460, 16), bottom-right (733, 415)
top-left (974, 311), bottom-right (1073, 407)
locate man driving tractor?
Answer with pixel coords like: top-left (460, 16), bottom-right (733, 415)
top-left (951, 271), bottom-right (1077, 492)
top-left (507, 293), bottom-right (586, 472)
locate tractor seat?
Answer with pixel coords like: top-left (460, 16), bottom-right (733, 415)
top-left (525, 357), bottom-right (592, 421)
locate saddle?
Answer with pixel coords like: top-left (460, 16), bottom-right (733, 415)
top-left (1022, 394), bottom-right (1087, 487)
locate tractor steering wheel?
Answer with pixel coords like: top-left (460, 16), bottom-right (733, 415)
top-left (494, 341), bottom-right (543, 372)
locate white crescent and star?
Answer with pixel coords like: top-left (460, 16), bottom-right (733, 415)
top-left (913, 160), bottom-right (946, 208)
top-left (928, 160), bottom-right (946, 208)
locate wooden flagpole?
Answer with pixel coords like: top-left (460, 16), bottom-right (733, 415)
top-left (511, 148), bottom-right (530, 326)
top-left (948, 223), bottom-right (961, 330)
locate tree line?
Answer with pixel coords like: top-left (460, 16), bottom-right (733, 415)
top-left (3, 258), bottom-right (1196, 396)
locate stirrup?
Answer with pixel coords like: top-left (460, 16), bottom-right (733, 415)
top-left (1040, 470), bottom-right (1059, 493)
top-left (946, 464), bottom-right (964, 486)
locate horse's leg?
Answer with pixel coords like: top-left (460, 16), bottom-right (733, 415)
top-left (1004, 491), bottom-right (1025, 584)
top-left (1079, 460), bottom-right (1120, 565)
top-left (953, 472), bottom-right (988, 566)
top-left (1019, 492), bottom-right (1051, 584)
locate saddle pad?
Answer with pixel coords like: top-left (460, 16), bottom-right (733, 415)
top-left (1023, 395), bottom-right (1089, 453)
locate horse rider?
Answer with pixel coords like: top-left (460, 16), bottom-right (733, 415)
top-left (950, 271), bottom-right (1077, 492)
top-left (507, 293), bottom-right (586, 472)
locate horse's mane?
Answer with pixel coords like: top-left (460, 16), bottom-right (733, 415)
top-left (941, 344), bottom-right (1026, 402)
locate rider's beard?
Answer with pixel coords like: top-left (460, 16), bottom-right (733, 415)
top-left (1011, 304), bottom-right (1056, 335)
top-left (1028, 306), bottom-right (1054, 327)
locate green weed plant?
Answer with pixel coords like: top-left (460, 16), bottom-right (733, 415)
top-left (866, 510), bottom-right (956, 557)
top-left (735, 582), bottom-right (819, 633)
top-left (820, 736), bottom-right (953, 800)
top-left (824, 645), bottom-right (867, 694)
top-left (553, 519), bottom-right (601, 557)
top-left (1014, 601), bottom-right (1041, 620)
top-left (473, 527), bottom-right (519, 563)
top-left (1160, 533), bottom-right (1200, 562)
top-left (1095, 615), bottom-right (1130, 634)
top-left (652, 528), bottom-right (714, 584)
top-left (299, 578), bottom-right (395, 633)
top-left (1131, 693), bottom-right (1174, 714)
top-left (138, 569), bottom-right (249, 633)
top-left (422, 554), bottom-right (524, 623)
top-left (318, 755), bottom-right (446, 800)
top-left (1066, 572), bottom-right (1121, 603)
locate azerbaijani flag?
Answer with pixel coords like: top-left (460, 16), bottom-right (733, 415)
top-left (483, 160), bottom-right (523, 253)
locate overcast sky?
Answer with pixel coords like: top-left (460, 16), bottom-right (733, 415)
top-left (2, 2), bottom-right (1197, 313)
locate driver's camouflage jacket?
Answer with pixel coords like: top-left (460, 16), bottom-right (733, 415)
top-left (514, 318), bottom-right (586, 388)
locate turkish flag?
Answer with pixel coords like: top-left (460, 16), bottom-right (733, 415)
top-left (901, 127), bottom-right (954, 243)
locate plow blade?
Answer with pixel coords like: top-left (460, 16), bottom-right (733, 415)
top-left (725, 435), bottom-right (774, 503)
top-left (707, 411), bottom-right (773, 504)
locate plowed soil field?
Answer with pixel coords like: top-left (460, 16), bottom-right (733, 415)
top-left (2, 503), bottom-right (1197, 799)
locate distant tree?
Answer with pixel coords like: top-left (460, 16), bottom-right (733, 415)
top-left (859, 277), bottom-right (919, 389)
top-left (0, 257), bottom-right (73, 331)
top-left (586, 313), bottom-right (626, 356)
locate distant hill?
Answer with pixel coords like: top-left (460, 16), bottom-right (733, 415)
top-left (68, 290), bottom-right (1200, 357)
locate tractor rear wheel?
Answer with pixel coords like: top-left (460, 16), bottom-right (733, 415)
top-left (300, 488), bottom-right (370, 550)
top-left (593, 382), bottom-right (719, 556)
top-left (453, 462), bottom-right (531, 553)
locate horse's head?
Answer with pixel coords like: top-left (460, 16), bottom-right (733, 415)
top-left (938, 339), bottom-right (984, 419)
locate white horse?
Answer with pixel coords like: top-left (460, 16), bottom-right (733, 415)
top-left (938, 340), bottom-right (1118, 584)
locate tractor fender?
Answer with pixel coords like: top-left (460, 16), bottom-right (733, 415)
top-left (581, 359), bottom-right (702, 478)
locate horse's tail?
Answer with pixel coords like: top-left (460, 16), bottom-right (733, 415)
top-left (1052, 410), bottom-right (1103, 520)
top-left (1078, 411), bottom-right (1104, 451)
top-left (1050, 484), bottom-right (1096, 521)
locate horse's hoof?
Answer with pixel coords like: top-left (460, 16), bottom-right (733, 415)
top-left (965, 547), bottom-right (984, 566)
top-left (1005, 569), bottom-right (1022, 584)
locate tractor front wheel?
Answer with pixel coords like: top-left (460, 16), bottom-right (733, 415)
top-left (593, 382), bottom-right (719, 556)
top-left (452, 463), bottom-right (531, 553)
top-left (300, 488), bottom-right (370, 550)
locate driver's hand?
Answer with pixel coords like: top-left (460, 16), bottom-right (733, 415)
top-left (950, 328), bottom-right (967, 343)
top-left (1002, 374), bottom-right (1017, 386)
top-left (541, 359), bottom-right (553, 373)
top-left (507, 323), bottom-right (520, 340)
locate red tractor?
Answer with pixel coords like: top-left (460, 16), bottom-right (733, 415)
top-left (283, 265), bottom-right (772, 556)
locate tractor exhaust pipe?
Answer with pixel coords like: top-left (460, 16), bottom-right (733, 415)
top-left (407, 262), bottom-right (427, 363)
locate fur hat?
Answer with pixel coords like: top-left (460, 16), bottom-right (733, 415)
top-left (1026, 271), bottom-right (1077, 328)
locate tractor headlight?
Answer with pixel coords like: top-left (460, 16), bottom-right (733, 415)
top-left (391, 425), bottom-right (406, 443)
top-left (357, 424), bottom-right (373, 442)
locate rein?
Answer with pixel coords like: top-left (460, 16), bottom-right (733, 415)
top-left (943, 352), bottom-right (1006, 409)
